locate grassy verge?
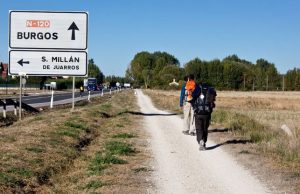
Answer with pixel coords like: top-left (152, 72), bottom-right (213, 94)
top-left (0, 90), bottom-right (152, 193)
top-left (212, 109), bottom-right (300, 164)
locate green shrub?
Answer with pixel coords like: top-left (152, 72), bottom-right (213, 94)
top-left (112, 133), bottom-right (136, 139)
top-left (88, 152), bottom-right (126, 174)
top-left (105, 141), bottom-right (135, 155)
top-left (64, 121), bottom-right (89, 131)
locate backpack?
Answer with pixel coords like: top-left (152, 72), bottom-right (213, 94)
top-left (192, 84), bottom-right (217, 115)
top-left (185, 79), bottom-right (196, 102)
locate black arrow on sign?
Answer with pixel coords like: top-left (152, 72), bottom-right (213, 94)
top-left (17, 59), bottom-right (29, 66)
top-left (68, 22), bottom-right (79, 40)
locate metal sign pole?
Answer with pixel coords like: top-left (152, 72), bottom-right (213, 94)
top-left (72, 76), bottom-right (75, 111)
top-left (19, 75), bottom-right (22, 120)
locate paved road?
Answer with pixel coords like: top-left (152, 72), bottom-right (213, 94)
top-left (136, 89), bottom-right (270, 194)
top-left (0, 88), bottom-right (118, 110)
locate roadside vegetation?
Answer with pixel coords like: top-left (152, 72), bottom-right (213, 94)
top-left (0, 90), bottom-right (152, 193)
top-left (144, 89), bottom-right (300, 192)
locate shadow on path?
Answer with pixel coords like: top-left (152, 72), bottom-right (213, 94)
top-left (125, 111), bottom-right (178, 116)
top-left (208, 128), bottom-right (229, 133)
top-left (206, 139), bottom-right (252, 150)
top-left (99, 111), bottom-right (178, 118)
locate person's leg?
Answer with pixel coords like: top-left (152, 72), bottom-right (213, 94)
top-left (189, 104), bottom-right (196, 135)
top-left (203, 115), bottom-right (211, 143)
top-left (195, 115), bottom-right (204, 144)
top-left (182, 102), bottom-right (191, 134)
top-left (196, 115), bottom-right (210, 150)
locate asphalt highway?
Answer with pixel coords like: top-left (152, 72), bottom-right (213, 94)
top-left (0, 88), bottom-right (117, 111)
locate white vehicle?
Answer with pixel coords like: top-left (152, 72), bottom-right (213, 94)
top-left (124, 83), bottom-right (131, 88)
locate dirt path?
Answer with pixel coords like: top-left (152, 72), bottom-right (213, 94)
top-left (136, 90), bottom-right (270, 194)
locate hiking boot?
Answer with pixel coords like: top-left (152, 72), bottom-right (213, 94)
top-left (182, 130), bottom-right (190, 135)
top-left (199, 140), bottom-right (206, 151)
top-left (190, 132), bottom-right (196, 136)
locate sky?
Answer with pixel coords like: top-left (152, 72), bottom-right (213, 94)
top-left (1, 0), bottom-right (300, 76)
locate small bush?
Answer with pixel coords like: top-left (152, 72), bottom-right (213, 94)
top-left (112, 133), bottom-right (136, 139)
top-left (88, 152), bottom-right (126, 174)
top-left (56, 129), bottom-right (80, 139)
top-left (105, 141), bottom-right (135, 155)
top-left (64, 121), bottom-right (89, 131)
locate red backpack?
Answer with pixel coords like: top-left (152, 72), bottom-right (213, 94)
top-left (185, 79), bottom-right (196, 102)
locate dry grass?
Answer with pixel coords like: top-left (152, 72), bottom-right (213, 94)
top-left (0, 90), bottom-right (153, 193)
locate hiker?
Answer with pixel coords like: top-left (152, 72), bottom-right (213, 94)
top-left (192, 82), bottom-right (217, 150)
top-left (180, 74), bottom-right (200, 136)
top-left (80, 85), bottom-right (84, 97)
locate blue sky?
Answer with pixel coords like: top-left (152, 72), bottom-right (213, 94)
top-left (1, 0), bottom-right (300, 76)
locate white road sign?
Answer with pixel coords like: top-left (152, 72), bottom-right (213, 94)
top-left (9, 11), bottom-right (88, 50)
top-left (9, 50), bottom-right (87, 76)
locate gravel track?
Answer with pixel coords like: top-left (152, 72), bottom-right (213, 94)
top-left (136, 90), bottom-right (270, 194)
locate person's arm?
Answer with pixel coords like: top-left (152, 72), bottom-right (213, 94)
top-left (192, 85), bottom-right (201, 98)
top-left (179, 85), bottom-right (185, 107)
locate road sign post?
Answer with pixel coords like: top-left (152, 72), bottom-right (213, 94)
top-left (9, 11), bottom-right (88, 113)
top-left (72, 77), bottom-right (75, 111)
top-left (9, 11), bottom-right (88, 50)
top-left (9, 50), bottom-right (87, 76)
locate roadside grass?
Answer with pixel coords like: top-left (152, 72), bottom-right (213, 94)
top-left (0, 92), bottom-right (135, 193)
top-left (143, 89), bottom-right (300, 168)
top-left (88, 152), bottom-right (127, 175)
top-left (84, 180), bottom-right (104, 190)
top-left (0, 90), bottom-right (152, 193)
top-left (112, 132), bottom-right (136, 138)
top-left (105, 141), bottom-right (135, 156)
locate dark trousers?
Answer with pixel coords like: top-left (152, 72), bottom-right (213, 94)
top-left (194, 114), bottom-right (211, 144)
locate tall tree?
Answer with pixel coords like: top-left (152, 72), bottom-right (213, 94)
top-left (126, 51), bottom-right (179, 88)
top-left (88, 59), bottom-right (104, 84)
top-left (286, 68), bottom-right (300, 90)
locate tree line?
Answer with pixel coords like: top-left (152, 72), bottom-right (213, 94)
top-left (126, 51), bottom-right (300, 91)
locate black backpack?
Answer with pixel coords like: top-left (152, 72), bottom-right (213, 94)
top-left (192, 84), bottom-right (217, 115)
